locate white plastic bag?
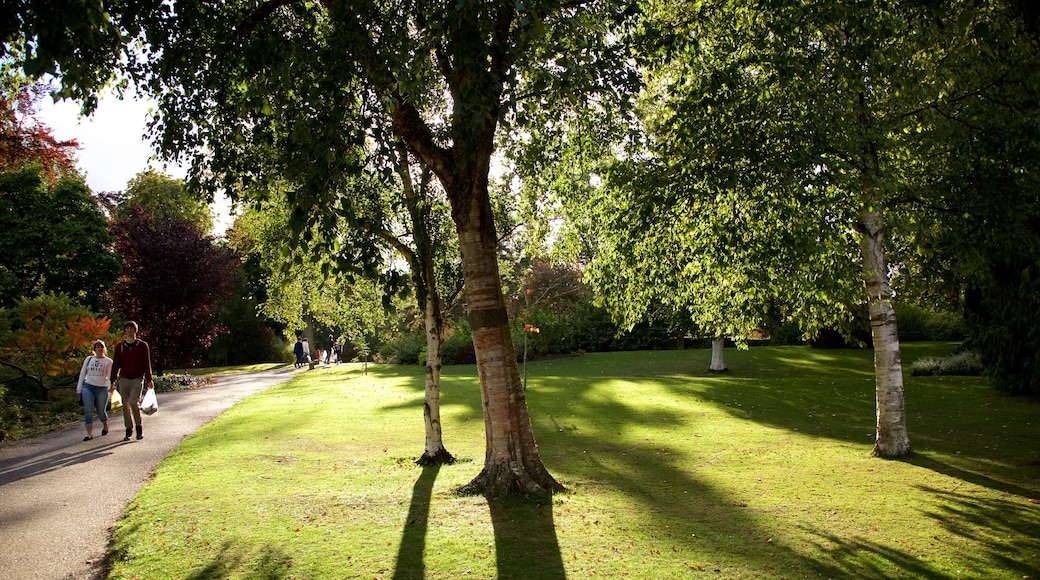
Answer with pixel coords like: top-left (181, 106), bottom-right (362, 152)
top-left (139, 388), bottom-right (158, 415)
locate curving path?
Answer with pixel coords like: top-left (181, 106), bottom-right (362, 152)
top-left (0, 367), bottom-right (299, 580)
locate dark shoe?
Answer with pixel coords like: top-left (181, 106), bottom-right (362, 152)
top-left (101, 428), bottom-right (108, 436)
top-left (83, 436), bottom-right (92, 441)
top-left (124, 428), bottom-right (132, 441)
top-left (136, 426), bottom-right (143, 440)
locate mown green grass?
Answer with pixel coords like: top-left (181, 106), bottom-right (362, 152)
top-left (107, 343), bottom-right (1040, 579)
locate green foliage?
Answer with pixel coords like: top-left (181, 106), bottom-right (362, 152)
top-left (909, 356), bottom-right (942, 376)
top-left (910, 351), bottom-right (984, 377)
top-left (871, 5), bottom-right (1040, 395)
top-left (206, 295), bottom-right (286, 366)
top-left (967, 272), bottom-right (1040, 396)
top-left (380, 325), bottom-right (426, 365)
top-left (0, 2), bottom-right (127, 110)
top-left (768, 321), bottom-right (805, 346)
top-left (440, 320), bottom-right (474, 366)
top-left (230, 203), bottom-right (402, 360)
top-left (511, 303), bottom-right (675, 358)
top-left (119, 169), bottom-right (214, 234)
top-left (0, 166), bottom-right (119, 310)
top-left (894, 303), bottom-right (966, 342)
top-left (0, 392), bottom-right (80, 441)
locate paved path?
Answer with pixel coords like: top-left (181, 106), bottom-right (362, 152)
top-left (0, 368), bottom-right (299, 580)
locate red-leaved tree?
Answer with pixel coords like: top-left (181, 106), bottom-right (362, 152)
top-left (107, 206), bottom-right (239, 372)
top-left (0, 85), bottom-right (79, 182)
top-left (0, 293), bottom-right (117, 393)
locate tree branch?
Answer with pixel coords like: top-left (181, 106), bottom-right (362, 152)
top-left (235, 0), bottom-right (306, 37)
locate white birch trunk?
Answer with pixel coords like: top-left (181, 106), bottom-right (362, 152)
top-left (419, 289), bottom-right (452, 464)
top-left (858, 204), bottom-right (911, 457)
top-left (709, 337), bottom-right (728, 371)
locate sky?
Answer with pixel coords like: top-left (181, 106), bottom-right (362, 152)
top-left (36, 91), bottom-right (235, 235)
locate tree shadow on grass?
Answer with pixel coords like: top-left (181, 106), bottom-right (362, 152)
top-left (799, 530), bottom-right (951, 579)
top-left (903, 452), bottom-right (1039, 499)
top-left (180, 541), bottom-right (293, 580)
top-left (106, 519), bottom-right (293, 580)
top-left (487, 495), bottom-right (566, 580)
top-left (392, 465), bottom-right (440, 580)
top-left (362, 354), bottom-right (1027, 576)
top-left (800, 483), bottom-right (1040, 578)
top-left (913, 485), bottom-right (1040, 575)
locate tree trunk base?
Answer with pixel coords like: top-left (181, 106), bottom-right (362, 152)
top-left (871, 442), bottom-right (913, 458)
top-left (415, 447), bottom-right (457, 467)
top-left (457, 461), bottom-right (566, 498)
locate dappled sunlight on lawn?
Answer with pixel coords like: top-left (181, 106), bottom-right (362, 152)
top-left (106, 345), bottom-right (1040, 579)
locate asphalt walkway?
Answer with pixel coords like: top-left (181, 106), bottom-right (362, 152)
top-left (0, 367), bottom-right (299, 580)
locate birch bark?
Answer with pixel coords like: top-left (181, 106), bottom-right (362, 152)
top-left (858, 203), bottom-right (911, 457)
top-left (709, 337), bottom-right (728, 371)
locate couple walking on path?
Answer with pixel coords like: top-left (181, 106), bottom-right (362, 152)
top-left (76, 321), bottom-right (154, 444)
top-left (0, 367), bottom-right (297, 579)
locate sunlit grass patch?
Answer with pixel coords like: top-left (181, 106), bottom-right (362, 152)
top-left (108, 346), bottom-right (1040, 579)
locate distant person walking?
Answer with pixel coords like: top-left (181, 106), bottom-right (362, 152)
top-left (76, 340), bottom-right (114, 441)
top-left (293, 337), bottom-right (305, 368)
top-left (111, 321), bottom-right (154, 441)
top-left (324, 334), bottom-right (334, 364)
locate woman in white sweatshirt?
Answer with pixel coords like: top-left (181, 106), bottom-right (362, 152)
top-left (77, 340), bottom-right (115, 441)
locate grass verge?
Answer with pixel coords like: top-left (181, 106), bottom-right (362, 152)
top-left (107, 344), bottom-right (1040, 579)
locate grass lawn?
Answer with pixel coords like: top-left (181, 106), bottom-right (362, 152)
top-left (107, 343), bottom-right (1040, 579)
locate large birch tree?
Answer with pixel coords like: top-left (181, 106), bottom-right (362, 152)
top-left (584, 0), bottom-right (1011, 457)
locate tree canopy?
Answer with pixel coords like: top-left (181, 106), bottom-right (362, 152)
top-left (0, 85), bottom-right (79, 181)
top-left (119, 169), bottom-right (215, 234)
top-left (108, 205), bottom-right (238, 371)
top-left (0, 166), bottom-right (119, 310)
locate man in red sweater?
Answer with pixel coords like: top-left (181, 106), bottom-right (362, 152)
top-left (110, 321), bottom-right (154, 441)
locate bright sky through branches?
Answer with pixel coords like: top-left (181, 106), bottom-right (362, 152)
top-left (37, 91), bottom-right (234, 236)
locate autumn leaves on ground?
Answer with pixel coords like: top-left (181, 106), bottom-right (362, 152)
top-left (107, 344), bottom-right (1040, 579)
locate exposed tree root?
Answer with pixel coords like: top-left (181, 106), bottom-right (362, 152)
top-left (456, 461), bottom-right (566, 498)
top-left (415, 447), bottom-right (457, 467)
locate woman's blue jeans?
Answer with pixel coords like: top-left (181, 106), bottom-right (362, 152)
top-left (81, 384), bottom-right (109, 426)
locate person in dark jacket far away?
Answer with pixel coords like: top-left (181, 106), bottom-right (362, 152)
top-left (111, 321), bottom-right (154, 441)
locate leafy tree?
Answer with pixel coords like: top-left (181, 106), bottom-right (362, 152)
top-left (580, 0), bottom-right (1023, 457)
top-left (98, 0), bottom-right (638, 496)
top-left (887, 5), bottom-right (1040, 396)
top-left (230, 165), bottom-right (464, 466)
top-left (119, 169), bottom-right (214, 234)
top-left (0, 85), bottom-right (79, 181)
top-left (382, 146), bottom-right (463, 465)
top-left (0, 166), bottom-right (120, 310)
top-left (0, 3), bottom-right (131, 110)
top-left (228, 202), bottom-right (399, 358)
top-left (108, 205), bottom-right (238, 372)
top-left (206, 229), bottom-right (285, 366)
top-left (0, 293), bottom-right (116, 393)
